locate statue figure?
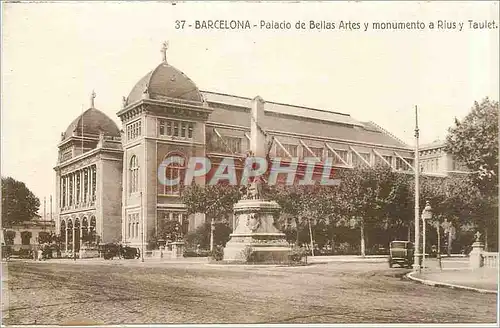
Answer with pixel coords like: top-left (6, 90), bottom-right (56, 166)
top-left (122, 96), bottom-right (128, 107)
top-left (474, 231), bottom-right (481, 242)
top-left (90, 90), bottom-right (96, 108)
top-left (142, 84), bottom-right (149, 99)
top-left (246, 213), bottom-right (261, 232)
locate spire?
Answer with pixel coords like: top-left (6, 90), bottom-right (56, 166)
top-left (161, 41), bottom-right (169, 63)
top-left (90, 90), bottom-right (96, 108)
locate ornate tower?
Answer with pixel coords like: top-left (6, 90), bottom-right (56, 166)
top-left (117, 43), bottom-right (212, 248)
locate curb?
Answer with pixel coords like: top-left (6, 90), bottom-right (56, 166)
top-left (405, 271), bottom-right (497, 294)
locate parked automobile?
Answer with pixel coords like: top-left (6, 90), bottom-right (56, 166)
top-left (101, 243), bottom-right (119, 260)
top-left (122, 246), bottom-right (140, 259)
top-left (388, 240), bottom-right (418, 268)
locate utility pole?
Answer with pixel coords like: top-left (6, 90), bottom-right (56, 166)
top-left (413, 105), bottom-right (421, 272)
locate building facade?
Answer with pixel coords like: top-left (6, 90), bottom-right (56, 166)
top-left (54, 47), bottom-right (465, 251)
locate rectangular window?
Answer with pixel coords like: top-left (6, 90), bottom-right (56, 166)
top-left (327, 149), bottom-right (349, 165)
top-left (383, 156), bottom-right (392, 166)
top-left (396, 157), bottom-right (413, 171)
top-left (226, 137), bottom-right (242, 154)
top-left (277, 144), bottom-right (298, 158)
top-left (127, 120), bottom-right (142, 141)
top-left (181, 123), bottom-right (186, 138)
top-left (352, 152), bottom-right (370, 167)
top-left (166, 121), bottom-right (172, 136)
top-left (159, 119), bottom-right (195, 139)
top-left (159, 121), bottom-right (165, 135)
top-left (308, 147), bottom-right (323, 159)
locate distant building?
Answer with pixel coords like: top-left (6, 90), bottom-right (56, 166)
top-left (419, 140), bottom-right (468, 176)
top-left (2, 214), bottom-right (55, 252)
top-left (53, 45), bottom-right (468, 252)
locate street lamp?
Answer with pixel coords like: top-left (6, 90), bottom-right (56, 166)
top-left (413, 105), bottom-right (421, 272)
top-left (421, 201), bottom-right (432, 270)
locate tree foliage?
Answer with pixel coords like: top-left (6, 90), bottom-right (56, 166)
top-left (445, 98), bottom-right (498, 192)
top-left (181, 184), bottom-right (241, 222)
top-left (2, 176), bottom-right (40, 227)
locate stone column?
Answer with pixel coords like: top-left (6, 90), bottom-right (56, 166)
top-left (65, 227), bottom-right (68, 253)
top-left (80, 221), bottom-right (83, 249)
top-left (72, 227), bottom-right (75, 255)
top-left (78, 170), bottom-right (82, 206)
top-left (469, 241), bottom-right (485, 270)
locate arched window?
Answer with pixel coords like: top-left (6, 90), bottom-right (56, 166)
top-left (129, 155), bottom-right (139, 194)
top-left (163, 153), bottom-right (186, 195)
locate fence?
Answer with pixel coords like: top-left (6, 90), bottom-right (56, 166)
top-left (482, 251), bottom-right (498, 269)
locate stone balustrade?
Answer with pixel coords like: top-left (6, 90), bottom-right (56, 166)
top-left (469, 241), bottom-right (499, 270)
top-left (482, 252), bottom-right (498, 269)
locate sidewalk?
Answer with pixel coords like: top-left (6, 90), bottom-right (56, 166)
top-left (409, 267), bottom-right (498, 293)
top-left (308, 255), bottom-right (387, 263)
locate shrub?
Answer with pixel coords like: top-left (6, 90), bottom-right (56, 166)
top-left (289, 246), bottom-right (307, 263)
top-left (211, 245), bottom-right (224, 261)
top-left (241, 246), bottom-right (255, 263)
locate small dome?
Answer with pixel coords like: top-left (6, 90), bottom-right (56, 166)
top-left (63, 108), bottom-right (120, 140)
top-left (126, 63), bottom-right (203, 105)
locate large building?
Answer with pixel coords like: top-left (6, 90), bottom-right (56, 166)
top-left (54, 47), bottom-right (464, 253)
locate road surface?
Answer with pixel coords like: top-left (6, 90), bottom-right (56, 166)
top-left (2, 259), bottom-right (497, 325)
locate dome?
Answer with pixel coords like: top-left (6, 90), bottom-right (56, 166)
top-left (126, 63), bottom-right (203, 105)
top-left (63, 108), bottom-right (121, 140)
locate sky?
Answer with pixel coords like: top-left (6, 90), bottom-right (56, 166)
top-left (1, 1), bottom-right (499, 210)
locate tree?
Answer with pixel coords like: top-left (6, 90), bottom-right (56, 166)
top-left (336, 165), bottom-right (398, 256)
top-left (445, 98), bottom-right (498, 193)
top-left (2, 177), bottom-right (40, 227)
top-left (185, 221), bottom-right (232, 249)
top-left (181, 184), bottom-right (241, 249)
top-left (445, 99), bottom-right (499, 250)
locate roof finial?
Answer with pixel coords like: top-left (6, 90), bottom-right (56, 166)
top-left (90, 90), bottom-right (96, 108)
top-left (161, 41), bottom-right (169, 63)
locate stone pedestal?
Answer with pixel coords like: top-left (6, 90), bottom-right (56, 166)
top-left (223, 199), bottom-right (291, 263)
top-left (171, 241), bottom-right (185, 259)
top-left (469, 241), bottom-right (484, 269)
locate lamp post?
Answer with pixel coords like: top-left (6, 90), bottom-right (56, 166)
top-left (413, 105), bottom-right (421, 272)
top-left (421, 201), bottom-right (432, 270)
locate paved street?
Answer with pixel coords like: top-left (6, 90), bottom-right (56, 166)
top-left (3, 259), bottom-right (497, 325)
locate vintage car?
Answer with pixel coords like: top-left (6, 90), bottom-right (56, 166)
top-left (122, 246), bottom-right (140, 259)
top-left (388, 240), bottom-right (416, 268)
top-left (100, 243), bottom-right (119, 260)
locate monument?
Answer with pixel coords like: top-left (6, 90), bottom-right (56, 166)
top-left (222, 96), bottom-right (292, 263)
